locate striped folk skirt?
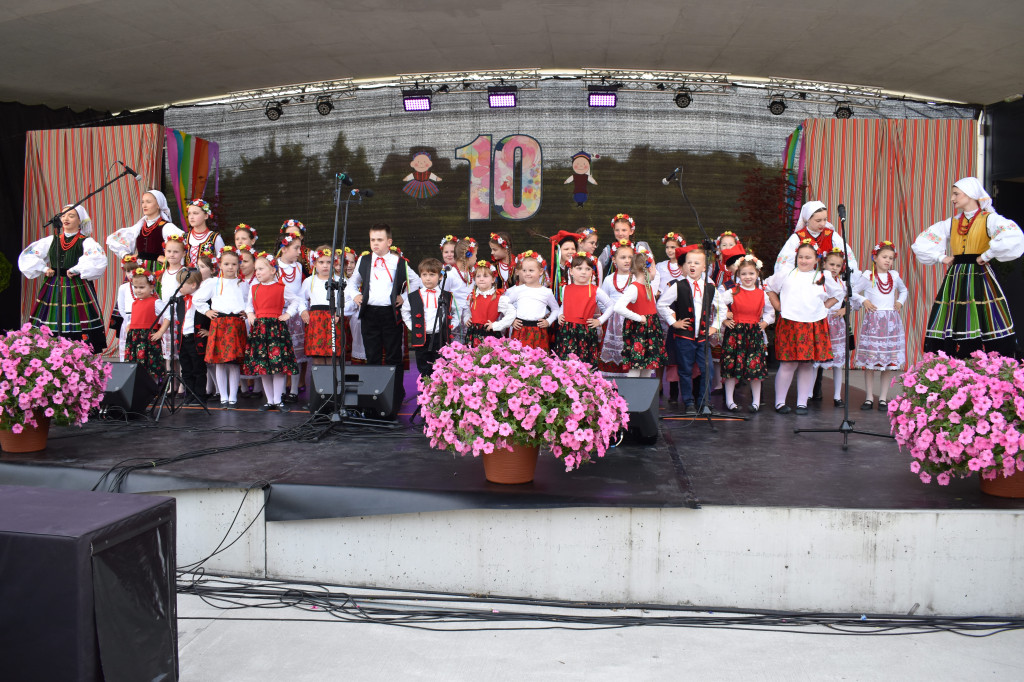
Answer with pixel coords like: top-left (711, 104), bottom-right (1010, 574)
top-left (924, 255), bottom-right (1016, 358)
top-left (29, 274), bottom-right (106, 352)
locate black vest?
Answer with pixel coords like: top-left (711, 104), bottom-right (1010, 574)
top-left (670, 278), bottom-right (717, 341)
top-left (357, 253), bottom-right (409, 319)
top-left (408, 289), bottom-right (453, 348)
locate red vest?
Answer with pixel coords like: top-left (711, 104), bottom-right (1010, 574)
top-left (252, 281), bottom-right (286, 318)
top-left (129, 297), bottom-right (158, 330)
top-left (730, 286), bottom-right (765, 325)
top-left (469, 289), bottom-right (502, 325)
top-left (795, 227), bottom-right (835, 254)
top-left (561, 284), bottom-right (599, 324)
top-left (627, 282), bottom-right (657, 316)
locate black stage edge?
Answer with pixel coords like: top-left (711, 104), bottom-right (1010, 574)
top-left (1, 376), bottom-right (1022, 519)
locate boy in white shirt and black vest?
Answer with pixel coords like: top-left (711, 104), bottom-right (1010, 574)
top-left (402, 258), bottom-right (456, 378)
top-left (657, 247), bottom-right (722, 414)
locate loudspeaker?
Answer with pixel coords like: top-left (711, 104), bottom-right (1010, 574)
top-left (308, 365), bottom-right (398, 418)
top-left (101, 362), bottom-right (159, 416)
top-left (610, 376), bottom-right (660, 444)
top-left (0, 485), bottom-right (178, 681)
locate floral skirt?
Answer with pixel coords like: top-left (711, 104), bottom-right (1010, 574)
top-left (242, 318), bottom-right (299, 376)
top-left (205, 315), bottom-right (247, 364)
top-left (305, 308), bottom-right (342, 357)
top-left (554, 321), bottom-right (600, 366)
top-left (466, 322), bottom-right (502, 348)
top-left (853, 309), bottom-right (905, 370)
top-left (125, 329), bottom-right (165, 380)
top-left (774, 317), bottom-right (833, 363)
top-left (816, 313), bottom-right (848, 370)
top-left (287, 314), bottom-right (306, 362)
top-left (511, 324), bottom-right (549, 351)
top-left (29, 274), bottom-right (107, 352)
top-left (721, 322), bottom-right (768, 380)
top-left (621, 316), bottom-right (669, 370)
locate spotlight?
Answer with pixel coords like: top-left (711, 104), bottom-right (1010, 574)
top-left (834, 102), bottom-right (854, 119)
top-left (768, 98), bottom-right (787, 115)
top-left (674, 88), bottom-right (692, 108)
top-left (587, 84), bottom-right (619, 108)
top-left (402, 88), bottom-right (432, 112)
top-left (487, 85), bottom-right (518, 108)
top-left (437, 84), bottom-right (450, 94)
top-left (264, 101), bottom-right (283, 121)
top-left (315, 95), bottom-right (333, 116)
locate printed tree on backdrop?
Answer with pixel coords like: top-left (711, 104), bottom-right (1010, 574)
top-left (739, 165), bottom-right (805, 273)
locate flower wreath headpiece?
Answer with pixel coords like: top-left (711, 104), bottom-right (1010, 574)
top-left (611, 213), bottom-right (635, 230)
top-left (187, 199), bottom-right (211, 215)
top-left (518, 250), bottom-right (546, 268)
top-left (255, 251), bottom-right (277, 267)
top-left (234, 223), bottom-right (258, 241)
top-left (872, 240), bottom-right (897, 258)
top-left (662, 231), bottom-right (685, 246)
top-left (121, 254), bottom-right (143, 266)
top-left (579, 227), bottom-right (597, 239)
top-left (439, 234), bottom-right (459, 248)
top-left (280, 219), bottom-right (306, 235)
top-left (489, 232), bottom-right (510, 249)
top-left (715, 231), bottom-right (740, 249)
top-left (461, 237), bottom-right (478, 258)
top-left (739, 254), bottom-right (764, 270)
top-left (474, 259), bottom-right (497, 275)
top-left (611, 239), bottom-right (636, 254)
top-left (133, 267), bottom-right (156, 284)
top-left (162, 234), bottom-right (184, 249)
top-left (796, 238), bottom-right (819, 254)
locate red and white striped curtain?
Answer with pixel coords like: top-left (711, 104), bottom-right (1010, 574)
top-left (801, 118), bottom-right (977, 364)
top-left (21, 124), bottom-right (164, 352)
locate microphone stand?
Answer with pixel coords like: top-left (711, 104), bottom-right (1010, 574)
top-left (661, 169), bottom-right (747, 427)
top-left (42, 166), bottom-right (135, 232)
top-left (793, 204), bottom-right (894, 449)
top-left (151, 272), bottom-right (211, 421)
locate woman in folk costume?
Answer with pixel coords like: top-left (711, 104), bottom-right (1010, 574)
top-left (18, 204), bottom-right (108, 352)
top-left (106, 189), bottom-right (185, 272)
top-left (911, 177), bottom-right (1023, 358)
top-left (775, 201), bottom-right (858, 274)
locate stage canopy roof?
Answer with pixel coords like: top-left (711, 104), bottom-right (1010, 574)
top-left (1, 0), bottom-right (1022, 111)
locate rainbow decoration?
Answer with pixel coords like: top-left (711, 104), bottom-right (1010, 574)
top-left (165, 128), bottom-right (220, 221)
top-left (783, 124), bottom-right (805, 225)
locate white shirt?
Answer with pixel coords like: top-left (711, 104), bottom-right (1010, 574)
top-left (912, 208), bottom-right (1024, 264)
top-left (116, 281), bottom-right (135, 322)
top-left (298, 275), bottom-right (348, 312)
top-left (159, 266), bottom-right (185, 303)
top-left (276, 259), bottom-right (305, 302)
top-left (162, 292), bottom-right (199, 335)
top-left (656, 276), bottom-right (722, 329)
top-left (17, 233), bottom-right (107, 280)
top-left (401, 288), bottom-right (458, 333)
top-left (492, 285), bottom-right (560, 331)
top-left (764, 267), bottom-right (844, 323)
top-left (656, 259), bottom-right (685, 296)
top-left (441, 265), bottom-right (473, 322)
top-left (851, 270), bottom-right (908, 311)
top-left (349, 252), bottom-right (423, 307)
top-left (193, 276), bottom-right (249, 314)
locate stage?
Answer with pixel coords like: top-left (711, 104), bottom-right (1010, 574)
top-left (2, 374), bottom-right (1023, 616)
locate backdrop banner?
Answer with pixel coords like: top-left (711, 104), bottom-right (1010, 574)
top-left (165, 128), bottom-right (220, 221)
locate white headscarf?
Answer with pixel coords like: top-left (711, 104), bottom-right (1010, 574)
top-left (953, 177), bottom-right (993, 212)
top-left (794, 200), bottom-right (835, 234)
top-left (61, 204), bottom-right (93, 236)
top-left (144, 189), bottom-right (173, 222)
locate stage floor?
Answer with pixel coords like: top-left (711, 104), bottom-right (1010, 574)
top-left (1, 376), bottom-right (1022, 518)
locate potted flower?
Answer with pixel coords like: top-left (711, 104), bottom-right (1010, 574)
top-left (0, 324), bottom-right (111, 452)
top-left (417, 337), bottom-right (631, 483)
top-left (889, 350), bottom-right (1024, 497)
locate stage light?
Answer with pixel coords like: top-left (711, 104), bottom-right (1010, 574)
top-left (402, 88), bottom-right (432, 112)
top-left (264, 101), bottom-right (283, 121)
top-left (315, 95), bottom-right (333, 116)
top-left (674, 88), bottom-right (692, 108)
top-left (768, 98), bottom-right (787, 115)
top-left (835, 102), bottom-right (854, 119)
top-left (587, 84), bottom-right (618, 108)
top-left (487, 85), bottom-right (518, 108)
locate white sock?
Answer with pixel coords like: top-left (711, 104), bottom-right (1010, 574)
top-left (724, 378), bottom-right (738, 407)
top-left (226, 365), bottom-right (240, 402)
top-left (879, 370), bottom-right (892, 401)
top-left (775, 362), bottom-right (797, 407)
top-left (750, 379), bottom-right (762, 408)
top-left (261, 376), bottom-right (275, 404)
top-left (832, 368), bottom-right (843, 400)
top-left (289, 370), bottom-right (300, 395)
top-left (627, 368), bottom-right (642, 377)
top-left (796, 362), bottom-right (815, 407)
top-left (215, 365), bottom-right (228, 400)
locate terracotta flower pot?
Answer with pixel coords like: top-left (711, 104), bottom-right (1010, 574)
top-left (979, 470), bottom-right (1024, 499)
top-left (0, 414), bottom-right (52, 453)
top-left (482, 443), bottom-right (540, 484)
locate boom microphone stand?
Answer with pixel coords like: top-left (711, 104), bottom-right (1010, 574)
top-left (793, 203), bottom-right (894, 449)
top-left (152, 271), bottom-right (211, 421)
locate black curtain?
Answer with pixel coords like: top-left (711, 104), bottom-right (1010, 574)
top-left (0, 102), bottom-right (163, 332)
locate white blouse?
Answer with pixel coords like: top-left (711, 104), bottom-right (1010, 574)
top-left (764, 267), bottom-right (844, 323)
top-left (492, 285), bottom-right (560, 331)
top-left (911, 208), bottom-right (1024, 265)
top-left (851, 270), bottom-right (908, 311)
top-left (656, 259), bottom-right (686, 296)
top-left (106, 217), bottom-right (184, 259)
top-left (193, 276), bottom-right (249, 314)
top-left (298, 275), bottom-right (354, 314)
top-left (459, 287), bottom-right (511, 327)
top-left (18, 234), bottom-right (107, 280)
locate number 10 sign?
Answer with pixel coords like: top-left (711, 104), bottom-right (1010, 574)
top-left (455, 134), bottom-right (542, 221)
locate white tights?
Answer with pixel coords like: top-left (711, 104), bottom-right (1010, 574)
top-left (775, 361), bottom-right (815, 408)
top-left (261, 374), bottom-right (287, 405)
top-left (214, 364), bottom-right (241, 403)
top-left (627, 368), bottom-right (654, 377)
top-left (725, 378), bottom-right (762, 408)
top-left (863, 369), bottom-right (893, 402)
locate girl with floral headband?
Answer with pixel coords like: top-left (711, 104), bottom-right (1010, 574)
top-left (124, 268), bottom-right (169, 380)
top-left (298, 246), bottom-right (356, 364)
top-left (614, 251), bottom-right (668, 376)
top-left (851, 240), bottom-right (908, 412)
top-left (488, 231), bottom-right (516, 288)
top-left (765, 239), bottom-right (844, 415)
top-left (111, 255), bottom-right (143, 360)
top-left (463, 261), bottom-right (508, 347)
top-left (234, 223), bottom-right (258, 250)
top-left (278, 218), bottom-right (314, 277)
top-left (439, 234), bottom-right (459, 267)
top-left (598, 239), bottom-right (638, 373)
top-left (655, 232), bottom-right (686, 402)
top-left (184, 199), bottom-right (224, 267)
top-left (443, 237), bottom-right (476, 342)
top-left (276, 233), bottom-right (310, 402)
top-left (597, 214), bottom-right (652, 280)
top-left (719, 254), bottom-right (774, 412)
top-left (155, 234), bottom-right (188, 372)
top-left (492, 251), bottom-right (560, 350)
top-left (243, 252), bottom-right (301, 412)
top-left (18, 203), bottom-right (108, 352)
top-left (106, 189), bottom-right (185, 273)
top-left (193, 245), bottom-right (250, 406)
top-left (554, 253), bottom-right (612, 366)
top-left (814, 248), bottom-right (855, 407)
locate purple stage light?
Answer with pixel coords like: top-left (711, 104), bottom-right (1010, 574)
top-left (588, 92), bottom-right (617, 108)
top-left (402, 88), bottom-right (432, 112)
top-left (488, 92), bottom-right (517, 108)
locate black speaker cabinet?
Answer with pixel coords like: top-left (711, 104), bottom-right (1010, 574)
top-left (101, 362), bottom-right (159, 416)
top-left (308, 365), bottom-right (398, 418)
top-left (609, 376), bottom-right (660, 444)
top-left (0, 485), bottom-right (177, 681)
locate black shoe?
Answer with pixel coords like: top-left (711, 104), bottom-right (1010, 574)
top-left (727, 403), bottom-right (740, 413)
top-left (220, 401), bottom-right (229, 408)
top-left (878, 400), bottom-right (888, 412)
top-left (259, 402), bottom-right (274, 411)
top-left (282, 392), bottom-right (298, 404)
top-left (278, 402), bottom-right (291, 413)
top-left (834, 398), bottom-right (845, 407)
top-left (811, 367), bottom-right (823, 400)
top-left (861, 400), bottom-right (874, 411)
top-left (794, 405), bottom-right (809, 415)
top-left (211, 393), bottom-right (221, 403)
top-left (775, 404), bottom-right (792, 414)
top-left (684, 402), bottom-right (696, 414)
top-left (749, 404), bottom-right (760, 414)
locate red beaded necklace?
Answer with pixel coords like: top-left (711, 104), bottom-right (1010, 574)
top-left (612, 272), bottom-right (634, 293)
top-left (59, 231), bottom-right (83, 251)
top-left (874, 270), bottom-right (894, 295)
top-left (667, 262), bottom-right (682, 278)
top-left (956, 211), bottom-right (982, 237)
top-left (279, 261), bottom-right (298, 283)
top-left (140, 218), bottom-right (162, 237)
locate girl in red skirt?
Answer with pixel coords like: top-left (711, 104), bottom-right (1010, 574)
top-left (300, 246), bottom-right (348, 364)
top-left (488, 231), bottom-right (516, 289)
top-left (765, 240), bottom-right (843, 415)
top-left (124, 268), bottom-right (169, 381)
top-left (492, 250), bottom-right (559, 350)
top-left (555, 253), bottom-right (612, 366)
top-left (462, 261), bottom-right (507, 347)
top-left (614, 252), bottom-right (669, 376)
top-left (194, 246), bottom-right (249, 407)
top-left (244, 253), bottom-right (300, 412)
top-left (719, 255), bottom-right (775, 413)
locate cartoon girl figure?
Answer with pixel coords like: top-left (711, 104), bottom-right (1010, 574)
top-left (402, 151), bottom-right (442, 200)
top-left (564, 150), bottom-right (597, 207)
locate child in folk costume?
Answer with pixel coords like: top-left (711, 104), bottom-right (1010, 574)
top-left (183, 199), bottom-right (224, 267)
top-left (656, 232), bottom-right (687, 402)
top-left (193, 251), bottom-right (218, 400)
top-left (614, 252), bottom-right (669, 377)
top-left (657, 247), bottom-right (722, 413)
top-left (549, 231), bottom-right (581, 302)
top-left (161, 269), bottom-right (206, 404)
top-left (234, 223), bottom-right (257, 251)
top-left (576, 227), bottom-right (602, 285)
top-left (443, 238), bottom-right (475, 342)
top-left (912, 177), bottom-right (1023, 358)
top-left (18, 204), bottom-right (107, 352)
top-left (243, 253), bottom-right (300, 412)
top-left (597, 214), bottom-right (651, 280)
top-left (156, 235), bottom-right (187, 362)
top-left (440, 234), bottom-right (459, 268)
top-left (719, 255), bottom-right (775, 413)
top-left (341, 247), bottom-right (365, 364)
top-left (278, 219), bottom-right (314, 277)
top-left (106, 190), bottom-right (184, 272)
top-left (492, 251), bottom-right (560, 350)
top-left (815, 248), bottom-right (854, 407)
top-left (299, 246), bottom-right (353, 365)
top-left (124, 268), bottom-right (168, 381)
top-left (277, 234), bottom-right (307, 402)
top-left (765, 240), bottom-right (843, 415)
top-left (112, 255), bottom-right (144, 360)
top-left (463, 261), bottom-right (508, 347)
top-left (711, 232), bottom-right (741, 288)
top-left (488, 231), bottom-right (516, 289)
top-left (852, 240), bottom-right (908, 412)
top-left (194, 246), bottom-right (249, 406)
top-left (402, 258), bottom-right (458, 378)
top-left (599, 239), bottom-right (638, 373)
top-left (554, 253), bottom-right (613, 366)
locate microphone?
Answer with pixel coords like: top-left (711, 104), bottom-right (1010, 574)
top-left (661, 167), bottom-right (681, 186)
top-left (335, 173), bottom-right (355, 186)
top-left (350, 188), bottom-right (374, 198)
top-left (837, 204), bottom-right (847, 223)
top-left (117, 161), bottom-right (139, 178)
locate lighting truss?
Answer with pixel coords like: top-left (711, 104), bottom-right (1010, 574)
top-left (396, 69), bottom-right (541, 94)
top-left (581, 69), bottom-right (733, 95)
top-left (212, 79), bottom-right (358, 113)
top-left (766, 77), bottom-right (883, 110)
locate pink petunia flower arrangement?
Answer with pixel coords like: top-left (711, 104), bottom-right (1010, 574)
top-left (0, 324), bottom-right (111, 432)
top-left (417, 337), bottom-right (630, 471)
top-left (889, 350), bottom-right (1024, 485)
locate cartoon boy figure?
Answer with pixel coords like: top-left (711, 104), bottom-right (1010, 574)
top-left (564, 150), bottom-right (597, 207)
